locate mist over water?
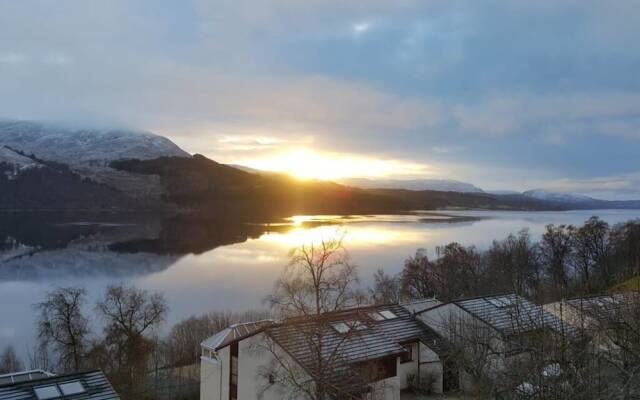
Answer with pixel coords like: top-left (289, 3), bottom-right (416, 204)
top-left (1, 209), bottom-right (640, 358)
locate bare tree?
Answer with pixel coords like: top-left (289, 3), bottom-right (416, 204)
top-left (259, 235), bottom-right (380, 400)
top-left (540, 224), bottom-right (573, 299)
top-left (0, 345), bottom-right (24, 374)
top-left (166, 309), bottom-right (270, 367)
top-left (265, 233), bottom-right (361, 317)
top-left (96, 284), bottom-right (167, 398)
top-left (400, 249), bottom-right (440, 300)
top-left (441, 314), bottom-right (502, 398)
top-left (487, 229), bottom-right (543, 300)
top-left (35, 286), bottom-right (89, 372)
top-left (369, 268), bottom-right (401, 304)
top-left (570, 217), bottom-right (612, 292)
top-left (584, 293), bottom-right (640, 400)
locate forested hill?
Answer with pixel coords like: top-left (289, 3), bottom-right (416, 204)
top-left (110, 154), bottom-right (569, 216)
top-left (1, 120), bottom-right (638, 214)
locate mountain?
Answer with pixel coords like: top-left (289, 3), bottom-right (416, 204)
top-left (0, 146), bottom-right (42, 179)
top-left (1, 120), bottom-right (638, 213)
top-left (0, 120), bottom-right (191, 200)
top-left (0, 120), bottom-right (189, 166)
top-left (338, 177), bottom-right (484, 193)
top-left (522, 189), bottom-right (595, 204)
top-left (0, 149), bottom-right (147, 210)
top-left (522, 189), bottom-right (640, 209)
top-left (111, 155), bottom-right (403, 217)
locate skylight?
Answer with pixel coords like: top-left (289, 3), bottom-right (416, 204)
top-left (332, 320), bottom-right (367, 333)
top-left (379, 310), bottom-right (398, 320)
top-left (59, 381), bottom-right (85, 396)
top-left (34, 385), bottom-right (61, 400)
top-left (488, 297), bottom-right (515, 308)
top-left (332, 322), bottom-right (350, 334)
top-left (368, 312), bottom-right (385, 321)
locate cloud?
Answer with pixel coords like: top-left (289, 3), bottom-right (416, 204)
top-left (1, 0), bottom-right (640, 199)
top-left (0, 53), bottom-right (24, 66)
top-left (533, 172), bottom-right (640, 201)
top-left (451, 92), bottom-right (640, 139)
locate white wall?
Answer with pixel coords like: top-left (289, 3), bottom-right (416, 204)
top-left (200, 346), bottom-right (229, 400)
top-left (200, 356), bottom-right (221, 400)
top-left (237, 333), bottom-right (289, 400)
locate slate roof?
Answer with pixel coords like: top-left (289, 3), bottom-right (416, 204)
top-left (454, 293), bottom-right (570, 336)
top-left (201, 319), bottom-right (275, 351)
top-left (0, 370), bottom-right (118, 400)
top-left (400, 298), bottom-right (442, 314)
top-left (265, 303), bottom-right (447, 396)
top-left (565, 293), bottom-right (634, 314)
top-left (0, 371), bottom-right (54, 386)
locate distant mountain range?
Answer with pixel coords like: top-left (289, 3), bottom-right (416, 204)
top-left (1, 120), bottom-right (639, 214)
top-left (338, 178), bottom-right (484, 193)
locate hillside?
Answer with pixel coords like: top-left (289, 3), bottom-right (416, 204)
top-left (111, 155), bottom-right (403, 217)
top-left (1, 120), bottom-right (638, 214)
top-left (0, 153), bottom-right (150, 210)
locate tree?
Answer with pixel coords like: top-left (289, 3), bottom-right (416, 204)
top-left (261, 235), bottom-right (371, 400)
top-left (400, 249), bottom-right (440, 300)
top-left (0, 345), bottom-right (23, 374)
top-left (369, 268), bottom-right (401, 304)
top-left (540, 224), bottom-right (573, 299)
top-left (265, 233), bottom-right (361, 317)
top-left (486, 229), bottom-right (542, 300)
top-left (36, 287), bottom-right (89, 372)
top-left (96, 284), bottom-right (167, 398)
top-left (570, 216), bottom-right (611, 292)
top-left (166, 309), bottom-right (270, 367)
top-left (435, 243), bottom-right (485, 301)
top-left (585, 293), bottom-right (640, 400)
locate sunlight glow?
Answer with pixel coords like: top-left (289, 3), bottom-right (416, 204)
top-left (241, 148), bottom-right (430, 181)
top-left (259, 224), bottom-right (426, 249)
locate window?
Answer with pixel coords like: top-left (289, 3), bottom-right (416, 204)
top-left (488, 297), bottom-right (514, 308)
top-left (332, 322), bottom-right (351, 333)
top-left (59, 381), bottom-right (85, 396)
top-left (400, 344), bottom-right (413, 363)
top-left (331, 320), bottom-right (367, 334)
top-left (368, 312), bottom-right (385, 321)
top-left (33, 385), bottom-right (61, 400)
top-left (379, 310), bottom-right (398, 320)
top-left (230, 342), bottom-right (238, 400)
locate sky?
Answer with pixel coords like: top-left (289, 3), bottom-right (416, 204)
top-left (1, 1), bottom-right (640, 199)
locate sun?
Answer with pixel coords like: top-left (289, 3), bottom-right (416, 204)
top-left (240, 148), bottom-right (430, 181)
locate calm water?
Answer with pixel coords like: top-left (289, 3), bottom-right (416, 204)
top-left (2, 209), bottom-right (640, 357)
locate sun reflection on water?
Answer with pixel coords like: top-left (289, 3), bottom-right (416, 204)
top-left (259, 219), bottom-right (428, 249)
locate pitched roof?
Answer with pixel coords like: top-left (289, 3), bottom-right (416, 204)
top-left (400, 298), bottom-right (442, 314)
top-left (0, 370), bottom-right (118, 400)
top-left (0, 371), bottom-right (54, 386)
top-left (265, 303), bottom-right (447, 396)
top-left (454, 293), bottom-right (569, 336)
top-left (201, 319), bottom-right (275, 351)
top-left (565, 293), bottom-right (635, 313)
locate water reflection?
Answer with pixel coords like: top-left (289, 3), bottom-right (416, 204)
top-left (1, 209), bottom-right (640, 357)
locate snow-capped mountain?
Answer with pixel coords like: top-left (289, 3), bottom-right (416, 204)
top-left (0, 120), bottom-right (191, 200)
top-left (339, 177), bottom-right (484, 193)
top-left (522, 189), bottom-right (595, 204)
top-left (0, 145), bottom-right (42, 180)
top-left (0, 120), bottom-right (190, 166)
